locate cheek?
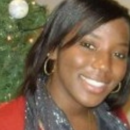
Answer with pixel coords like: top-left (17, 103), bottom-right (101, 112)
top-left (113, 61), bottom-right (127, 82)
top-left (58, 48), bottom-right (87, 71)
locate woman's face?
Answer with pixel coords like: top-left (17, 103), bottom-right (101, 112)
top-left (49, 18), bottom-right (130, 107)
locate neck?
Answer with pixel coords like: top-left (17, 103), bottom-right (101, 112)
top-left (46, 76), bottom-right (98, 130)
top-left (46, 76), bottom-right (92, 118)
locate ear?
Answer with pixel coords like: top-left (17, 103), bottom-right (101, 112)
top-left (48, 48), bottom-right (58, 60)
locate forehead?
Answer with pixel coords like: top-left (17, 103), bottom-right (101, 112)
top-left (84, 18), bottom-right (130, 43)
top-left (61, 18), bottom-right (130, 49)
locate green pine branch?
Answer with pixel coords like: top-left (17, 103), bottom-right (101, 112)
top-left (0, 0), bottom-right (48, 102)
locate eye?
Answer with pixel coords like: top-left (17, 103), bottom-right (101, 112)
top-left (113, 52), bottom-right (127, 60)
top-left (80, 41), bottom-right (96, 50)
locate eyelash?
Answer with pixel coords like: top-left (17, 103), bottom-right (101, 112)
top-left (113, 52), bottom-right (127, 60)
top-left (80, 41), bottom-right (128, 60)
top-left (80, 41), bottom-right (96, 50)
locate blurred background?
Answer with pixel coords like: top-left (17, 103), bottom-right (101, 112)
top-left (38, 0), bottom-right (130, 12)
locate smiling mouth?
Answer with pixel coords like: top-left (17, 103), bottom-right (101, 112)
top-left (80, 75), bottom-right (107, 93)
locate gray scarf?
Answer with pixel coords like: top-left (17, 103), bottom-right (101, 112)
top-left (25, 76), bottom-right (129, 130)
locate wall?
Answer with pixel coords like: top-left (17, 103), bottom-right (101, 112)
top-left (42, 0), bottom-right (130, 12)
top-left (115, 0), bottom-right (130, 11)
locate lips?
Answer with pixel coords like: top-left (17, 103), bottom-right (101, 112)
top-left (80, 75), bottom-right (107, 93)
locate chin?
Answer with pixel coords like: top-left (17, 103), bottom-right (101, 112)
top-left (82, 99), bottom-right (104, 108)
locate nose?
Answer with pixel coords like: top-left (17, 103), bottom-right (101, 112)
top-left (91, 51), bottom-right (112, 72)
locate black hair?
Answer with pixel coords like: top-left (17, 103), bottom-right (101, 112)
top-left (21, 0), bottom-right (130, 109)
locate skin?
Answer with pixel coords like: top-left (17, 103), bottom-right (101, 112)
top-left (46, 18), bottom-right (130, 130)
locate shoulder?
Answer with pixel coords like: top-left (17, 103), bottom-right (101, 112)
top-left (0, 96), bottom-right (25, 130)
top-left (113, 108), bottom-right (130, 129)
top-left (96, 103), bottom-right (129, 130)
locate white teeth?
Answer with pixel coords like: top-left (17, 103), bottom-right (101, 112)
top-left (80, 75), bottom-right (105, 88)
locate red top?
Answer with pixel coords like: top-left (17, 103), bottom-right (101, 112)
top-left (0, 96), bottom-right (129, 130)
top-left (0, 96), bottom-right (25, 130)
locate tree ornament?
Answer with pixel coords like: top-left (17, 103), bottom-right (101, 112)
top-left (8, 0), bottom-right (29, 19)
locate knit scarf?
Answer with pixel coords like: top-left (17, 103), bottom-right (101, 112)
top-left (25, 76), bottom-right (128, 130)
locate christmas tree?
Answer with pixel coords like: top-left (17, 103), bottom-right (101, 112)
top-left (0, 0), bottom-right (47, 102)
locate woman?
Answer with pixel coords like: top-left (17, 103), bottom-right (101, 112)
top-left (0, 0), bottom-right (130, 130)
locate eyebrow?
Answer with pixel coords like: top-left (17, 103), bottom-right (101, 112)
top-left (118, 43), bottom-right (129, 47)
top-left (89, 32), bottom-right (101, 39)
top-left (89, 32), bottom-right (129, 47)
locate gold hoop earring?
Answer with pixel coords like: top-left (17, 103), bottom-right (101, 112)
top-left (111, 83), bottom-right (121, 94)
top-left (43, 54), bottom-right (55, 76)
